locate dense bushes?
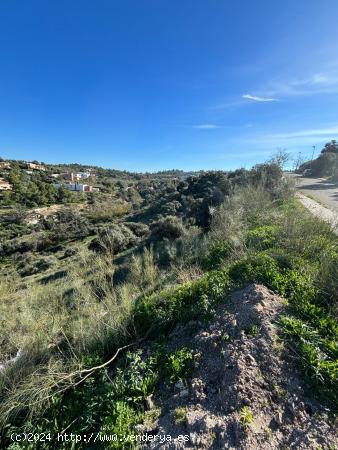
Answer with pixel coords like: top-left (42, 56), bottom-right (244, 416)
top-left (44, 210), bottom-right (93, 241)
top-left (89, 223), bottom-right (138, 254)
top-left (134, 269), bottom-right (233, 336)
top-left (0, 233), bottom-right (53, 256)
top-left (85, 201), bottom-right (131, 222)
top-left (150, 216), bottom-right (185, 240)
top-left (17, 255), bottom-right (57, 276)
top-left (246, 225), bottom-right (278, 250)
top-left (124, 221), bottom-right (149, 237)
top-left (2, 167), bottom-right (58, 207)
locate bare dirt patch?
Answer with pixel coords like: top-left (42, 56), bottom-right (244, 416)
top-left (144, 284), bottom-right (337, 449)
top-left (26, 203), bottom-right (86, 224)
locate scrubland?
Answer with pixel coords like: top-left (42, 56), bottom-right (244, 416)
top-left (0, 163), bottom-right (337, 449)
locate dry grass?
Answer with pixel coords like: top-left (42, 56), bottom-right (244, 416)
top-left (0, 245), bottom-right (161, 426)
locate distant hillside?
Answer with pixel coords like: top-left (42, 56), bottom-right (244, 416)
top-left (0, 157), bottom-right (195, 180)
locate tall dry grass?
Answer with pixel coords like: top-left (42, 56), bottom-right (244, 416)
top-left (0, 245), bottom-right (161, 427)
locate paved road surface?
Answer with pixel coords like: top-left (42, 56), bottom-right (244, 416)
top-left (293, 174), bottom-right (338, 213)
top-left (288, 174), bottom-right (338, 233)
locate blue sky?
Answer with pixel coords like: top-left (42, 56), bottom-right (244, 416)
top-left (1, 0), bottom-right (338, 171)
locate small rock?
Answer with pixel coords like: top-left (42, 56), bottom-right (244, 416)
top-left (200, 331), bottom-right (210, 339)
top-left (242, 397), bottom-right (251, 406)
top-left (175, 380), bottom-right (185, 390)
top-left (145, 394), bottom-right (155, 410)
top-left (245, 354), bottom-right (256, 365)
top-left (275, 411), bottom-right (283, 426)
top-left (190, 432), bottom-right (201, 445)
top-left (179, 389), bottom-right (189, 397)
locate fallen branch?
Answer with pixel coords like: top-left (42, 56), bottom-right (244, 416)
top-left (29, 342), bottom-right (136, 407)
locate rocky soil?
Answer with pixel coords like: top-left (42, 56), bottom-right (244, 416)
top-left (143, 284), bottom-right (337, 449)
top-left (297, 193), bottom-right (338, 235)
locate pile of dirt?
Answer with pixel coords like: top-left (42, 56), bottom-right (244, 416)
top-left (144, 284), bottom-right (337, 449)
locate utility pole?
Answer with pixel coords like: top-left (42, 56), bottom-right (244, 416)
top-left (311, 145), bottom-right (316, 160)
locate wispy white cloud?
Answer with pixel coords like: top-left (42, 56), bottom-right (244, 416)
top-left (264, 125), bottom-right (338, 139)
top-left (242, 94), bottom-right (278, 102)
top-left (245, 124), bottom-right (338, 148)
top-left (256, 71), bottom-right (338, 98)
top-left (192, 124), bottom-right (222, 129)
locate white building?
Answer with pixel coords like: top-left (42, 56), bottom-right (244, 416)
top-left (53, 183), bottom-right (93, 192)
top-left (72, 172), bottom-right (92, 181)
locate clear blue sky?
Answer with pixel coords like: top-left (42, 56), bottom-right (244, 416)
top-left (1, 0), bottom-right (338, 171)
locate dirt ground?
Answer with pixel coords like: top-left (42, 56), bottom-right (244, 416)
top-left (26, 203), bottom-right (86, 224)
top-left (143, 284), bottom-right (337, 449)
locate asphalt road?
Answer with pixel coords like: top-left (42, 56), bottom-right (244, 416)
top-left (292, 174), bottom-right (338, 214)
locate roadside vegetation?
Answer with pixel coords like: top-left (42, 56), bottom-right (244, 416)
top-left (0, 158), bottom-right (337, 448)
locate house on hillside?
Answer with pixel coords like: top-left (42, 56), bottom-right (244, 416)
top-left (0, 162), bottom-right (11, 169)
top-left (52, 183), bottom-right (98, 192)
top-left (61, 172), bottom-right (94, 182)
top-left (0, 178), bottom-right (12, 190)
top-left (26, 162), bottom-right (46, 171)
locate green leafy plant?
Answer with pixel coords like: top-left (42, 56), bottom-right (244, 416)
top-left (246, 225), bottom-right (278, 250)
top-left (173, 407), bottom-right (187, 424)
top-left (165, 348), bottom-right (194, 383)
top-left (247, 324), bottom-right (259, 337)
top-left (239, 406), bottom-right (253, 425)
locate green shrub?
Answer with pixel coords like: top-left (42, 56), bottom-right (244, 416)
top-left (246, 225), bottom-right (278, 250)
top-left (228, 252), bottom-right (282, 288)
top-left (18, 255), bottom-right (57, 276)
top-left (5, 361), bottom-right (116, 448)
top-left (228, 251), bottom-right (317, 304)
top-left (281, 316), bottom-right (338, 404)
top-left (202, 241), bottom-right (232, 270)
top-left (101, 401), bottom-right (141, 447)
top-left (89, 224), bottom-right (138, 254)
top-left (150, 216), bottom-right (185, 241)
top-left (124, 221), bottom-right (149, 237)
top-left (164, 347), bottom-right (194, 383)
top-left (134, 269), bottom-right (233, 336)
top-left (173, 407), bottom-right (187, 424)
top-left (112, 350), bottom-right (158, 405)
top-left (5, 351), bottom-right (159, 448)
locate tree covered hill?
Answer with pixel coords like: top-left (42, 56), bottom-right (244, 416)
top-left (297, 140), bottom-right (338, 180)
